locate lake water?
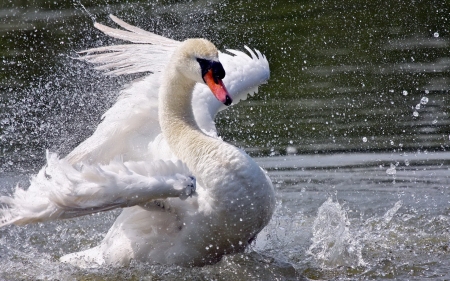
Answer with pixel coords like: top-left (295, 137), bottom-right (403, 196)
top-left (1, 0), bottom-right (449, 280)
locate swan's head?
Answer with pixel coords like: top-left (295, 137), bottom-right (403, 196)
top-left (175, 38), bottom-right (232, 106)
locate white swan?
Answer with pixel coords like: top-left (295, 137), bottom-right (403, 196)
top-left (0, 15), bottom-right (275, 267)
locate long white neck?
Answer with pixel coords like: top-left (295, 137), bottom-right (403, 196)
top-left (159, 65), bottom-right (221, 175)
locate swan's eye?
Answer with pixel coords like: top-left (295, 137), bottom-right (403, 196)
top-left (197, 58), bottom-right (226, 84)
top-left (211, 61), bottom-right (225, 81)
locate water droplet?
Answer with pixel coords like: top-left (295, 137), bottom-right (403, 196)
top-left (386, 164), bottom-right (396, 175)
top-left (402, 90), bottom-right (408, 96)
top-left (420, 97), bottom-right (429, 104)
top-left (362, 137), bottom-right (367, 143)
top-left (286, 146), bottom-right (297, 154)
top-left (415, 104), bottom-right (421, 110)
top-left (433, 32), bottom-right (439, 38)
top-left (413, 111), bottom-right (419, 117)
top-left (432, 119), bottom-right (437, 124)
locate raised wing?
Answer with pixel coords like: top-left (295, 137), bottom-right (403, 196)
top-left (65, 73), bottom-right (163, 164)
top-left (78, 15), bottom-right (179, 76)
top-left (95, 15), bottom-right (178, 45)
top-left (193, 47), bottom-right (270, 135)
top-left (0, 152), bottom-right (195, 227)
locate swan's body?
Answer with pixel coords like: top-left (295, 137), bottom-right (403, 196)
top-left (0, 15), bottom-right (275, 267)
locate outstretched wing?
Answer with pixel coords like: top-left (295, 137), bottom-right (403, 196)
top-left (77, 15), bottom-right (179, 76)
top-left (66, 14), bottom-right (270, 164)
top-left (0, 152), bottom-right (195, 227)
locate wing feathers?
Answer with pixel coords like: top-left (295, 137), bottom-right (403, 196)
top-left (94, 22), bottom-right (153, 44)
top-left (78, 44), bottom-right (173, 76)
top-left (93, 15), bottom-right (178, 46)
top-left (108, 15), bottom-right (178, 46)
top-left (0, 152), bottom-right (195, 227)
top-left (79, 14), bottom-right (179, 76)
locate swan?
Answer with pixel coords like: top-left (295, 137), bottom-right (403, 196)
top-left (0, 15), bottom-right (275, 267)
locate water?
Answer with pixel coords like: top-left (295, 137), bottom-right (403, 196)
top-left (1, 0), bottom-right (449, 280)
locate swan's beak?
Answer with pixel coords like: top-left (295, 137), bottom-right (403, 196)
top-left (203, 70), bottom-right (232, 106)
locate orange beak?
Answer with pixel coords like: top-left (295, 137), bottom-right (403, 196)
top-left (203, 69), bottom-right (232, 106)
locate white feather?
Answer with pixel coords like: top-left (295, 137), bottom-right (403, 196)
top-left (0, 152), bottom-right (195, 227)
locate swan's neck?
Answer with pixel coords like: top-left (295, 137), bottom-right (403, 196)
top-left (159, 67), bottom-right (218, 173)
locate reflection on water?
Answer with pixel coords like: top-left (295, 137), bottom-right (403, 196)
top-left (0, 0), bottom-right (449, 280)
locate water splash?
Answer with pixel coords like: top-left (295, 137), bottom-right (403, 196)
top-left (386, 163), bottom-right (397, 175)
top-left (307, 197), bottom-right (365, 268)
top-left (307, 198), bottom-right (410, 273)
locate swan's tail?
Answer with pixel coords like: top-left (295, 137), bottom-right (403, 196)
top-left (0, 152), bottom-right (195, 227)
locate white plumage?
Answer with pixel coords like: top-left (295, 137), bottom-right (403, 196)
top-left (0, 15), bottom-right (275, 267)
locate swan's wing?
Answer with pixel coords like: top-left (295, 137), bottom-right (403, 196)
top-left (65, 74), bottom-right (163, 164)
top-left (0, 152), bottom-right (195, 227)
top-left (95, 15), bottom-right (178, 46)
top-left (78, 15), bottom-right (179, 76)
top-left (192, 48), bottom-right (270, 135)
top-left (66, 15), bottom-right (179, 164)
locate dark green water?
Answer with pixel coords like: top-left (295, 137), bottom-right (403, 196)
top-left (0, 0), bottom-right (449, 280)
top-left (1, 0), bottom-right (449, 169)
